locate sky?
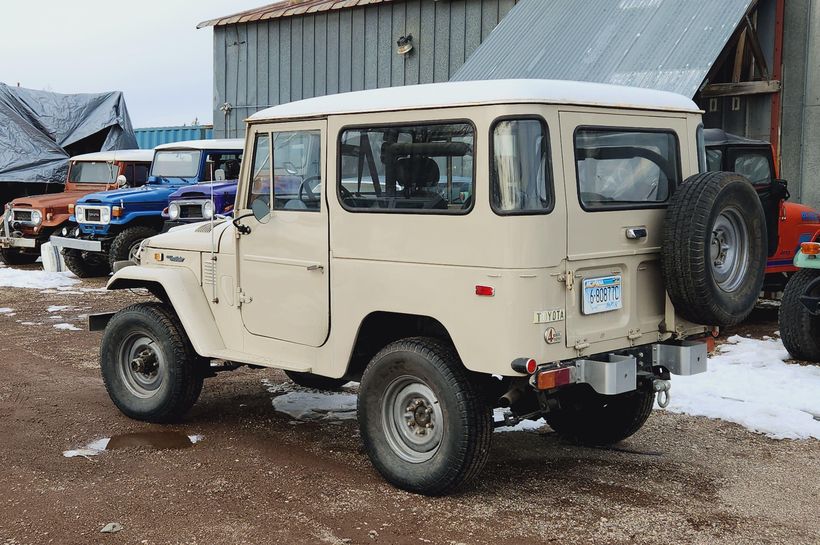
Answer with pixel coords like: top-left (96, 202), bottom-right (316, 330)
top-left (1, 0), bottom-right (265, 129)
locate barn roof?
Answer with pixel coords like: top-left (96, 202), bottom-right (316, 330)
top-left (451, 0), bottom-right (755, 98)
top-left (197, 0), bottom-right (398, 29)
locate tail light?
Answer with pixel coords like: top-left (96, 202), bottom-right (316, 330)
top-left (801, 242), bottom-right (820, 256)
top-left (535, 367), bottom-right (573, 390)
top-left (511, 358), bottom-right (537, 374)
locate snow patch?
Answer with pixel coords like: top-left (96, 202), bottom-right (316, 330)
top-left (272, 391), bottom-right (358, 421)
top-left (0, 266), bottom-right (78, 289)
top-left (493, 409), bottom-right (546, 433)
top-left (0, 307), bottom-right (14, 314)
top-left (53, 323), bottom-right (81, 331)
top-left (47, 305), bottom-right (71, 312)
top-left (665, 335), bottom-right (820, 440)
top-left (63, 437), bottom-right (110, 458)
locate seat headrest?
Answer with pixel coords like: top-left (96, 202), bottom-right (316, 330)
top-left (395, 157), bottom-right (440, 189)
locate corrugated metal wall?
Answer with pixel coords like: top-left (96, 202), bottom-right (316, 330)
top-left (213, 0), bottom-right (517, 137)
top-left (134, 126), bottom-right (214, 149)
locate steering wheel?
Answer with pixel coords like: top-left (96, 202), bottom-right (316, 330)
top-left (298, 176), bottom-right (323, 205)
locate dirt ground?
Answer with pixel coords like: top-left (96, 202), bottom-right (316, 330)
top-left (0, 269), bottom-right (818, 545)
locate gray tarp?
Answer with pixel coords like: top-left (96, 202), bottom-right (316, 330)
top-left (0, 83), bottom-right (137, 184)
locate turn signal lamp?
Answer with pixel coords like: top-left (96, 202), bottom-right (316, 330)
top-left (801, 242), bottom-right (820, 256)
top-left (68, 203), bottom-right (75, 214)
top-left (535, 367), bottom-right (572, 390)
top-left (475, 285), bottom-right (495, 297)
top-left (112, 206), bottom-right (123, 218)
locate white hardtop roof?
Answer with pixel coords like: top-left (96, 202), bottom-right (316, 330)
top-left (249, 79), bottom-right (701, 122)
top-left (70, 149), bottom-right (154, 163)
top-left (155, 138), bottom-right (244, 151)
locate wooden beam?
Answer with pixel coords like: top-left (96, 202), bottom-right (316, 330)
top-left (700, 80), bottom-right (781, 97)
top-left (744, 15), bottom-right (770, 81)
top-left (732, 28), bottom-right (747, 83)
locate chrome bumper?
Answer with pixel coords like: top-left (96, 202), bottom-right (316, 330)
top-left (49, 235), bottom-right (102, 252)
top-left (0, 236), bottom-right (36, 249)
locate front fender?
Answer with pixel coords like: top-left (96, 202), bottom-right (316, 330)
top-left (107, 265), bottom-right (225, 358)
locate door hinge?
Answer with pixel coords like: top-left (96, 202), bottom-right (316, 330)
top-left (558, 270), bottom-right (575, 291)
top-left (237, 288), bottom-right (253, 306)
top-left (574, 339), bottom-right (590, 351)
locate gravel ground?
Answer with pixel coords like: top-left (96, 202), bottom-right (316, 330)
top-left (0, 269), bottom-right (818, 545)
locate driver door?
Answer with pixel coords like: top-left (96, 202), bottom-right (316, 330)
top-left (238, 120), bottom-right (330, 347)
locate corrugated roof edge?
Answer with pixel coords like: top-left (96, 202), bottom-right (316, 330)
top-left (247, 79), bottom-right (701, 123)
top-left (197, 0), bottom-right (396, 29)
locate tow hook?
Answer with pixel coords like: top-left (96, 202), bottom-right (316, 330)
top-left (653, 379), bottom-right (671, 408)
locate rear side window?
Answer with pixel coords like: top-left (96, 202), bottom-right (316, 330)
top-left (574, 128), bottom-right (681, 210)
top-left (733, 152), bottom-right (772, 186)
top-left (339, 122), bottom-right (474, 214)
top-left (491, 118), bottom-right (552, 214)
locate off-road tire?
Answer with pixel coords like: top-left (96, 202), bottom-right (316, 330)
top-left (100, 302), bottom-right (205, 423)
top-left (662, 171), bottom-right (767, 327)
top-left (779, 268), bottom-right (820, 361)
top-left (284, 370), bottom-right (348, 391)
top-left (63, 249), bottom-right (111, 278)
top-left (109, 226), bottom-right (157, 267)
top-left (545, 384), bottom-right (655, 446)
top-left (0, 248), bottom-right (39, 265)
top-left (358, 337), bottom-right (492, 496)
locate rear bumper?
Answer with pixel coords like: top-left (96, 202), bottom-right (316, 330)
top-left (49, 235), bottom-right (102, 253)
top-left (0, 236), bottom-right (37, 249)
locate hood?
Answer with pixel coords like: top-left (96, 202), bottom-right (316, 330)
top-left (169, 180), bottom-right (238, 200)
top-left (9, 190), bottom-right (92, 211)
top-left (147, 220), bottom-right (232, 253)
top-left (78, 184), bottom-right (180, 206)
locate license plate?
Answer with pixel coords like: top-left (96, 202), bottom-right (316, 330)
top-left (582, 275), bottom-right (622, 315)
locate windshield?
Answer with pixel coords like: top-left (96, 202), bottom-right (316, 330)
top-left (68, 161), bottom-right (118, 183)
top-left (151, 150), bottom-right (202, 178)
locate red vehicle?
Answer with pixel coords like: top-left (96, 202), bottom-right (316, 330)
top-left (0, 150), bottom-right (153, 267)
top-left (704, 129), bottom-right (820, 292)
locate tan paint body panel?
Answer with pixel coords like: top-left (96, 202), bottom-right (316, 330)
top-left (109, 98), bottom-right (707, 377)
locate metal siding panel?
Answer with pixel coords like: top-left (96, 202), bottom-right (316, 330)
top-left (434, 1), bottom-right (451, 83)
top-left (257, 22), bottom-right (269, 108)
top-left (269, 20), bottom-right (281, 106)
top-left (498, 0), bottom-right (516, 18)
top-left (279, 20), bottom-right (292, 104)
top-left (224, 27), bottom-right (240, 137)
top-left (449, 0), bottom-right (467, 77)
top-left (452, 0), bottom-right (753, 99)
top-left (419, 0), bottom-right (436, 83)
top-left (378, 4), bottom-right (394, 88)
top-left (327, 11), bottom-right (341, 93)
top-left (391, 2), bottom-right (406, 86)
top-left (291, 17), bottom-right (304, 100)
top-left (213, 28), bottom-right (227, 138)
top-left (404, 0), bottom-right (421, 85)
top-left (481, 0), bottom-right (499, 40)
top-left (315, 14), bottom-right (328, 96)
top-left (237, 24), bottom-right (248, 136)
top-left (303, 16), bottom-right (316, 98)
top-left (465, 0), bottom-right (483, 59)
top-left (247, 23), bottom-right (259, 113)
top-left (351, 9), bottom-right (366, 91)
top-left (339, 10), bottom-right (353, 92)
top-left (365, 8), bottom-right (380, 89)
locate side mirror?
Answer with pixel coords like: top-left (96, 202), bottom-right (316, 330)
top-left (116, 175), bottom-right (128, 187)
top-left (251, 199), bottom-right (270, 222)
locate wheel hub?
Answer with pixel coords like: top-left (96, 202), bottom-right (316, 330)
top-left (130, 348), bottom-right (158, 375)
top-left (382, 377), bottom-right (444, 463)
top-left (118, 334), bottom-right (165, 398)
top-left (709, 207), bottom-right (750, 292)
top-left (406, 398), bottom-right (434, 434)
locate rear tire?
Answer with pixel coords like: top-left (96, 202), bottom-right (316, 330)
top-left (0, 248), bottom-right (38, 265)
top-left (109, 226), bottom-right (157, 268)
top-left (779, 268), bottom-right (820, 362)
top-left (63, 249), bottom-right (111, 278)
top-left (358, 337), bottom-right (492, 496)
top-left (284, 370), bottom-right (348, 391)
top-left (545, 385), bottom-right (655, 446)
top-left (662, 171), bottom-right (767, 327)
top-left (100, 302), bottom-right (205, 423)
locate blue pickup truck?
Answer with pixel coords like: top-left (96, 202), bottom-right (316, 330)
top-left (50, 139), bottom-right (243, 277)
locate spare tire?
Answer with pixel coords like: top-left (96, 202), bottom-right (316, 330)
top-left (662, 171), bottom-right (766, 327)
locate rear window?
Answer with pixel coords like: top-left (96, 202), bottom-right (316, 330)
top-left (574, 128), bottom-right (681, 210)
top-left (490, 118), bottom-right (552, 215)
top-left (338, 122), bottom-right (474, 214)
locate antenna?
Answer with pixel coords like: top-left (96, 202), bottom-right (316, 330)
top-left (210, 157), bottom-right (217, 303)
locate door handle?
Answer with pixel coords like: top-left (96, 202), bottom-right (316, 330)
top-left (306, 264), bottom-right (324, 272)
top-left (626, 227), bottom-right (648, 240)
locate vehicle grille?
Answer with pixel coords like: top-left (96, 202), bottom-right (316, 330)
top-left (11, 210), bottom-right (32, 222)
top-left (179, 203), bottom-right (203, 219)
top-left (85, 208), bottom-right (101, 222)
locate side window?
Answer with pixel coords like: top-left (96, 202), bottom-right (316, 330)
top-left (574, 128), bottom-right (680, 210)
top-left (706, 149), bottom-right (723, 172)
top-left (491, 118), bottom-right (552, 214)
top-left (339, 122), bottom-right (474, 213)
top-left (248, 134), bottom-right (271, 213)
top-left (203, 152), bottom-right (243, 182)
top-left (733, 153), bottom-right (772, 186)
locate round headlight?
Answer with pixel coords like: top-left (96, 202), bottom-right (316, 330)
top-left (61, 226), bottom-right (69, 236)
top-left (168, 202), bottom-right (180, 221)
top-left (30, 210), bottom-right (42, 225)
top-left (203, 200), bottom-right (215, 219)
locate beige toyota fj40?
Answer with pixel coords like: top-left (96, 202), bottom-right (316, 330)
top-left (92, 80), bottom-right (767, 495)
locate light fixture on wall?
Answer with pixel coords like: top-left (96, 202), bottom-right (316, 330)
top-left (397, 34), bottom-right (414, 56)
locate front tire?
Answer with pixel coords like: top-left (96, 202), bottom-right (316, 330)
top-left (63, 249), bottom-right (111, 278)
top-left (779, 269), bottom-right (820, 361)
top-left (358, 337), bottom-right (492, 496)
top-left (0, 248), bottom-right (38, 265)
top-left (545, 384), bottom-right (655, 446)
top-left (109, 226), bottom-right (157, 267)
top-left (100, 302), bottom-right (205, 423)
